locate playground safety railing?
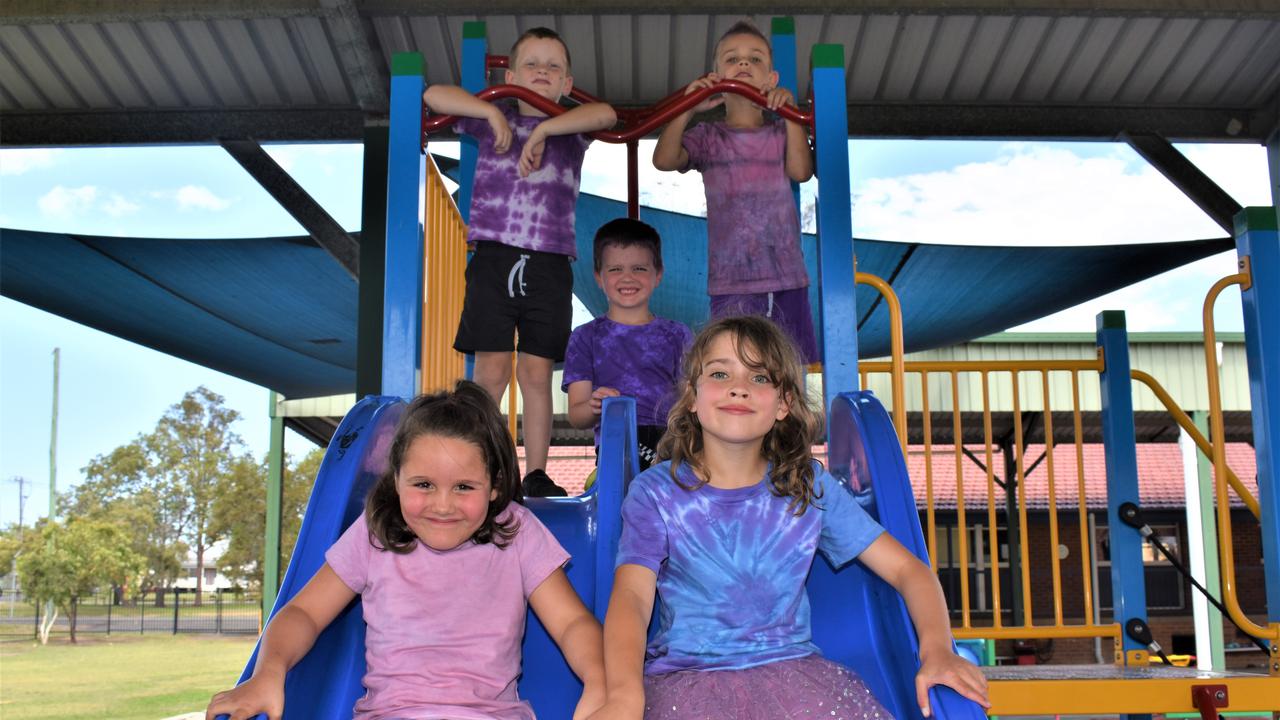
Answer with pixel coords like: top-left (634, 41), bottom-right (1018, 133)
top-left (419, 153), bottom-right (468, 395)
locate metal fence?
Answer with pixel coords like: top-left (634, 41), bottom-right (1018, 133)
top-left (0, 589), bottom-right (261, 641)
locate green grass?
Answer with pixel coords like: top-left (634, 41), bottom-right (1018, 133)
top-left (0, 634), bottom-right (256, 720)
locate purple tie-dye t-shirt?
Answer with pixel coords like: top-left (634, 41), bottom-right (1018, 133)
top-left (456, 103), bottom-right (592, 257)
top-left (681, 119), bottom-right (810, 295)
top-left (561, 316), bottom-right (692, 445)
top-left (617, 461), bottom-right (885, 675)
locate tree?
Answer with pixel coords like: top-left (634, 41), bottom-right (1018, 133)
top-left (211, 448), bottom-right (320, 589)
top-left (146, 387), bottom-right (244, 605)
top-left (17, 518), bottom-right (145, 643)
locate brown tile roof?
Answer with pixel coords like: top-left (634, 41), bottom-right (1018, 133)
top-left (531, 442), bottom-right (1260, 511)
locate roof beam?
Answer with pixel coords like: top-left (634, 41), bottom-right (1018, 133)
top-left (220, 139), bottom-right (360, 278)
top-left (1122, 132), bottom-right (1243, 234)
top-left (0, 109), bottom-right (371, 146)
top-left (318, 0), bottom-right (389, 112)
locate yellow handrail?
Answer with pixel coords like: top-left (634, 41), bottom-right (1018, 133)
top-left (1129, 369), bottom-right (1260, 519)
top-left (1201, 262), bottom-right (1280, 646)
top-left (854, 271), bottom-right (906, 454)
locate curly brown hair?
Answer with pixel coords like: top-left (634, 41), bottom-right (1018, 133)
top-left (365, 380), bottom-right (521, 552)
top-left (657, 315), bottom-right (824, 514)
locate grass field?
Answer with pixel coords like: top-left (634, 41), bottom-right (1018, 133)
top-left (0, 634), bottom-right (256, 720)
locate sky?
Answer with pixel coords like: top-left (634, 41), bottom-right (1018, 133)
top-left (0, 137), bottom-right (1273, 528)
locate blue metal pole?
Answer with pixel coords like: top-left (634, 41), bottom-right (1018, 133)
top-left (810, 44), bottom-right (857, 415)
top-left (1096, 311), bottom-right (1151, 680)
top-left (771, 17), bottom-right (801, 214)
top-left (382, 52), bottom-right (426, 399)
top-left (460, 21), bottom-right (487, 382)
top-left (1234, 207), bottom-right (1280, 634)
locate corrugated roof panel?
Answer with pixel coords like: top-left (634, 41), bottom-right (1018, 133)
top-left (172, 20), bottom-right (250, 106)
top-left (138, 21), bottom-right (216, 106)
top-left (247, 18), bottom-right (316, 105)
top-left (108, 22), bottom-right (187, 106)
top-left (1084, 17), bottom-right (1160, 103)
top-left (1049, 18), bottom-right (1120, 102)
top-left (1017, 16), bottom-right (1088, 103)
top-left (554, 15), bottom-right (597, 97)
top-left (1148, 18), bottom-right (1233, 105)
top-left (880, 14), bottom-right (937, 102)
top-left (946, 15), bottom-right (1014, 101)
top-left (1, 25), bottom-right (74, 108)
top-left (849, 15), bottom-right (900, 99)
top-left (598, 15), bottom-right (634, 101)
top-left (295, 16), bottom-right (351, 106)
top-left (984, 15), bottom-right (1052, 102)
top-left (1179, 19), bottom-right (1258, 105)
top-left (911, 15), bottom-right (977, 101)
top-left (668, 14), bottom-right (710, 96)
top-left (636, 15), bottom-right (670, 101)
top-left (26, 24), bottom-right (109, 107)
top-left (209, 19), bottom-right (282, 106)
top-left (1231, 29), bottom-right (1280, 106)
top-left (1116, 17), bottom-right (1199, 105)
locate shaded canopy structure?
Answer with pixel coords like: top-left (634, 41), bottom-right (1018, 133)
top-left (1, 188), bottom-right (1230, 398)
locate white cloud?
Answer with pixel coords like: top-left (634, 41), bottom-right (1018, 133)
top-left (0, 149), bottom-right (59, 175)
top-left (37, 185), bottom-right (98, 216)
top-left (851, 144), bottom-right (1231, 245)
top-left (101, 193), bottom-right (141, 217)
top-left (150, 185), bottom-right (233, 211)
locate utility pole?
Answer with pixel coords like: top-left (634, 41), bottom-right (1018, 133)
top-left (8, 476), bottom-right (29, 617)
top-left (45, 348), bottom-right (59, 626)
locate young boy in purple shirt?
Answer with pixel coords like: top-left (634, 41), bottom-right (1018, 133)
top-left (562, 219), bottom-right (692, 470)
top-left (424, 28), bottom-right (617, 496)
top-left (652, 20), bottom-right (818, 364)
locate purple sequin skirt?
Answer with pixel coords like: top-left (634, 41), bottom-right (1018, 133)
top-left (643, 655), bottom-right (893, 720)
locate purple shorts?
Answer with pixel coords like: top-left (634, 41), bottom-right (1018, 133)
top-left (710, 287), bottom-right (819, 365)
top-left (643, 654), bottom-right (891, 719)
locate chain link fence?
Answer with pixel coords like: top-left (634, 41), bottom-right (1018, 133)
top-left (0, 589), bottom-right (261, 641)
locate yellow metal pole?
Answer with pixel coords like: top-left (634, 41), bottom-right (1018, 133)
top-left (921, 371), bottom-right (936, 570)
top-left (982, 372), bottom-right (1003, 627)
top-left (1042, 371), bottom-right (1064, 627)
top-left (1071, 370), bottom-right (1096, 623)
top-left (1011, 371), bottom-right (1034, 625)
top-left (952, 371), bottom-right (971, 629)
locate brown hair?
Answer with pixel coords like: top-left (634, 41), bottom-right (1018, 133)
top-left (657, 315), bottom-right (824, 514)
top-left (365, 380), bottom-right (521, 552)
top-left (511, 26), bottom-right (572, 71)
top-left (593, 217), bottom-right (663, 273)
top-left (714, 20), bottom-right (772, 64)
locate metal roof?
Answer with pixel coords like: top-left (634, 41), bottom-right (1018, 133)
top-left (3, 1), bottom-right (1278, 146)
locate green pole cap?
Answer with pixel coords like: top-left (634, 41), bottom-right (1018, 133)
top-left (811, 44), bottom-right (844, 69)
top-left (771, 17), bottom-right (795, 35)
top-left (463, 21), bottom-right (487, 40)
top-left (391, 52), bottom-right (424, 77)
top-left (1233, 206), bottom-right (1278, 235)
top-left (1098, 310), bottom-right (1127, 331)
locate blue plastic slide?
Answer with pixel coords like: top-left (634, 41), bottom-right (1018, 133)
top-left (225, 395), bottom-right (634, 719)
top-left (809, 390), bottom-right (987, 720)
top-left (227, 392), bottom-right (980, 719)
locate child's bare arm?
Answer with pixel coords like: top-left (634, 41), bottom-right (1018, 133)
top-left (567, 382), bottom-right (621, 429)
top-left (585, 564), bottom-right (656, 719)
top-left (422, 84), bottom-right (512, 153)
top-left (653, 74), bottom-right (722, 171)
top-left (206, 564), bottom-right (356, 720)
top-left (520, 103), bottom-right (617, 176)
top-left (777, 91), bottom-right (813, 182)
top-left (859, 535), bottom-right (990, 716)
top-left (529, 568), bottom-right (606, 719)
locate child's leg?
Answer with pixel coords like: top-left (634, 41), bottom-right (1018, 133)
top-left (515, 352), bottom-right (554, 472)
top-left (472, 351), bottom-right (514, 406)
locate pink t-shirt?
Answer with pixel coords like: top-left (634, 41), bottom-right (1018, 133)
top-left (325, 503), bottom-right (569, 720)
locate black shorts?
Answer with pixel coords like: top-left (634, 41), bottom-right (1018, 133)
top-left (454, 241), bottom-right (574, 361)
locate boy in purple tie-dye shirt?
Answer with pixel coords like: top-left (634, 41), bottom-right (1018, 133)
top-left (424, 27), bottom-right (616, 497)
top-left (562, 219), bottom-right (692, 470)
top-left (653, 20), bottom-right (818, 364)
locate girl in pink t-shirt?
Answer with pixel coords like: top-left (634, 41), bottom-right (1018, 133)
top-left (207, 381), bottom-right (605, 720)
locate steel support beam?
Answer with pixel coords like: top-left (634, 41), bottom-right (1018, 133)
top-left (220, 138), bottom-right (360, 277)
top-left (0, 109), bottom-right (369, 147)
top-left (1123, 132), bottom-right (1243, 234)
top-left (319, 0), bottom-right (389, 112)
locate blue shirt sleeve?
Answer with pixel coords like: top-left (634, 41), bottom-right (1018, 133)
top-left (616, 471), bottom-right (669, 573)
top-left (814, 467), bottom-right (886, 568)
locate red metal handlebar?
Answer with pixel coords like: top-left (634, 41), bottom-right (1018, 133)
top-left (421, 79), bottom-right (813, 146)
